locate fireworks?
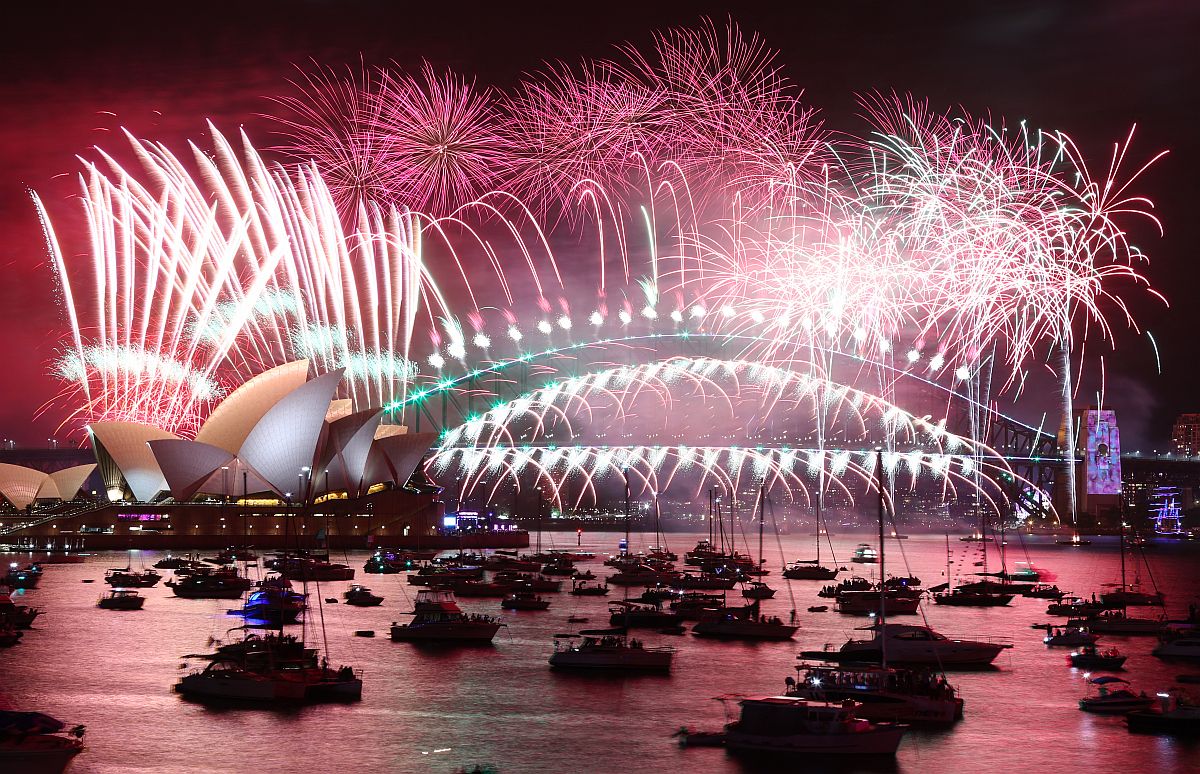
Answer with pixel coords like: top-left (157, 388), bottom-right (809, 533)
top-left (34, 21), bottom-right (1168, 521)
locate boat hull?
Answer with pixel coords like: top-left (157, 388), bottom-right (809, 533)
top-left (0, 735), bottom-right (84, 774)
top-left (389, 623), bottom-right (501, 643)
top-left (549, 650), bottom-right (673, 671)
top-left (725, 725), bottom-right (906, 756)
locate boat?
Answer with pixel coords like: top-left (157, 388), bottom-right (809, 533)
top-left (97, 589), bottom-right (145, 610)
top-left (818, 577), bottom-right (872, 598)
top-left (501, 590), bottom-right (551, 611)
top-left (166, 566), bottom-right (254, 599)
top-left (540, 559), bottom-right (577, 577)
top-left (608, 600), bottom-right (682, 628)
top-left (549, 629), bottom-right (674, 672)
top-left (787, 664), bottom-right (963, 725)
top-left (176, 642), bottom-right (361, 703)
top-left (1126, 692), bottom-right (1200, 735)
top-left (1080, 609), bottom-right (1165, 636)
top-left (153, 554), bottom-right (202, 570)
top-left (1055, 534), bottom-right (1091, 546)
top-left (1078, 676), bottom-right (1154, 714)
top-left (782, 563), bottom-right (839, 581)
top-left (836, 589), bottom-right (921, 616)
top-left (363, 554), bottom-right (403, 574)
top-left (851, 544), bottom-right (878, 564)
top-left (802, 622), bottom-right (1011, 667)
top-left (741, 581), bottom-right (776, 599)
top-left (674, 572), bottom-right (737, 590)
top-left (389, 589), bottom-right (503, 643)
top-left (1153, 636), bottom-right (1200, 661)
top-left (808, 606), bottom-right (828, 613)
top-left (492, 572), bottom-right (562, 592)
top-left (783, 476), bottom-right (839, 580)
top-left (933, 589), bottom-right (1014, 607)
top-left (1069, 644), bottom-right (1126, 670)
top-left (240, 577), bottom-right (307, 625)
top-left (716, 696), bottom-right (908, 756)
top-left (1047, 596), bottom-right (1105, 617)
top-left (1020, 584), bottom-right (1066, 599)
top-left (572, 570), bottom-right (596, 581)
top-left (0, 586), bottom-right (41, 628)
top-left (1043, 627), bottom-right (1098, 647)
top-left (0, 624), bottom-right (23, 647)
top-left (4, 563), bottom-right (42, 589)
top-left (265, 557), bottom-right (355, 581)
top-left (960, 533), bottom-right (989, 542)
top-left (0, 710), bottom-right (85, 773)
top-left (692, 605), bottom-right (798, 640)
top-left (569, 581), bottom-right (609, 596)
top-left (1100, 588), bottom-right (1165, 608)
top-left (343, 585), bottom-right (384, 607)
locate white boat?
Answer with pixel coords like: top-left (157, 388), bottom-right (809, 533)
top-left (1078, 676), bottom-right (1155, 714)
top-left (802, 623), bottom-right (1011, 667)
top-left (549, 631), bottom-right (674, 671)
top-left (1153, 637), bottom-right (1200, 660)
top-left (722, 697), bottom-right (907, 756)
top-left (851, 544), bottom-right (879, 564)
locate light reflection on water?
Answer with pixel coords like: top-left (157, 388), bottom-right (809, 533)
top-left (3, 534), bottom-right (1199, 773)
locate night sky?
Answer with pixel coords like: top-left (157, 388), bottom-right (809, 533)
top-left (1, 1), bottom-right (1195, 450)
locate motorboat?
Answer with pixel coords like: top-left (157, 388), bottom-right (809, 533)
top-left (933, 589), bottom-right (1014, 607)
top-left (1069, 645), bottom-right (1126, 670)
top-left (500, 590), bottom-right (551, 611)
top-left (605, 566), bottom-right (679, 587)
top-left (836, 589), bottom-right (921, 616)
top-left (1078, 676), bottom-right (1154, 714)
top-left (241, 577), bottom-right (307, 625)
top-left (1055, 534), bottom-right (1091, 546)
top-left (389, 589), bottom-right (503, 643)
top-left (1047, 596), bottom-right (1105, 617)
top-left (1126, 692), bottom-right (1200, 735)
top-left (569, 581), bottom-right (609, 596)
top-left (1080, 609), bottom-right (1165, 636)
top-left (608, 600), bottom-right (682, 628)
top-left (818, 577), bottom-right (871, 598)
top-left (343, 585), bottom-right (384, 607)
top-left (851, 544), bottom-right (879, 564)
top-left (801, 623), bottom-right (1011, 667)
top-left (0, 710), bottom-right (85, 773)
top-left (691, 605), bottom-right (798, 641)
top-left (265, 557), bottom-right (355, 582)
top-left (0, 586), bottom-right (41, 628)
top-left (166, 566), bottom-right (254, 599)
top-left (153, 554), bottom-right (203, 571)
top-left (4, 563), bottom-right (42, 589)
top-left (1043, 627), bottom-right (1098, 647)
top-left (0, 624), bottom-right (23, 647)
top-left (787, 664), bottom-right (963, 725)
top-left (363, 554), bottom-right (404, 574)
top-left (549, 630), bottom-right (674, 671)
top-left (741, 581), bottom-right (776, 599)
top-left (572, 569), bottom-right (596, 581)
top-left (715, 696), bottom-right (907, 756)
top-left (97, 589), bottom-right (145, 610)
top-left (540, 559), bottom-right (577, 577)
top-left (492, 572), bottom-right (562, 592)
top-left (1152, 637), bottom-right (1200, 661)
top-left (1020, 584), bottom-right (1066, 599)
top-left (675, 572), bottom-right (737, 591)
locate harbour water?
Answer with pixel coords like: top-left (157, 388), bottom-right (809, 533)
top-left (3, 533), bottom-right (1198, 773)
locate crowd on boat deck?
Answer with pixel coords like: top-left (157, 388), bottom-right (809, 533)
top-left (805, 669), bottom-right (956, 699)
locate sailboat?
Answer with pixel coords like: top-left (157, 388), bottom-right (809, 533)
top-left (933, 503), bottom-right (1013, 607)
top-left (783, 470), bottom-right (839, 581)
top-left (693, 486), bottom-right (797, 641)
top-left (801, 450), bottom-right (1010, 668)
top-left (176, 488), bottom-right (362, 704)
top-left (1079, 521), bottom-right (1165, 635)
top-left (1099, 521), bottom-right (1165, 608)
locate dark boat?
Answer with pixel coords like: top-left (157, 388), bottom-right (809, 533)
top-left (608, 600), bottom-right (682, 628)
top-left (788, 664), bottom-right (963, 725)
top-left (1126, 693), bottom-right (1200, 735)
top-left (166, 566), bottom-right (254, 599)
top-left (3, 564), bottom-right (42, 589)
top-left (500, 590), bottom-right (551, 611)
top-left (0, 710), bottom-right (85, 773)
top-left (97, 589), bottom-right (145, 610)
top-left (390, 589), bottom-right (503, 643)
top-left (1069, 645), bottom-right (1127, 670)
top-left (104, 568), bottom-right (162, 588)
top-left (343, 585), bottom-right (384, 607)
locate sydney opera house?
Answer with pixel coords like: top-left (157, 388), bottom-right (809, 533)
top-left (0, 361), bottom-right (494, 550)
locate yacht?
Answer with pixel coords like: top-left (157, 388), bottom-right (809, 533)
top-left (837, 589), bottom-right (921, 616)
top-left (166, 566), bottom-right (254, 599)
top-left (1079, 609), bottom-right (1165, 636)
top-left (608, 600), bottom-right (682, 628)
top-left (712, 697), bottom-right (907, 756)
top-left (1069, 644), bottom-right (1126, 670)
top-left (0, 710), bottom-right (85, 773)
top-left (265, 557), bottom-right (355, 581)
top-left (801, 623), bottom-right (1011, 667)
top-left (783, 562), bottom-right (839, 581)
top-left (787, 664), bottom-right (963, 725)
top-left (932, 589), bottom-right (1014, 607)
top-left (1152, 637), bottom-right (1200, 661)
top-left (549, 630), bottom-right (674, 671)
top-left (4, 563), bottom-right (42, 589)
top-left (1100, 588), bottom-right (1165, 608)
top-left (1043, 627), bottom-right (1097, 647)
top-left (741, 581), bottom-right (776, 599)
top-left (97, 589), bottom-right (145, 610)
top-left (500, 590), bottom-right (551, 611)
top-left (389, 589), bottom-right (503, 643)
top-left (569, 580), bottom-right (609, 596)
top-left (241, 580), bottom-right (307, 626)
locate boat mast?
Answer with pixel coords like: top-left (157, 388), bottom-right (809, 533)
top-left (757, 482), bottom-right (765, 577)
top-left (876, 447), bottom-right (887, 671)
top-left (946, 533), bottom-right (952, 593)
top-left (815, 466), bottom-right (823, 563)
